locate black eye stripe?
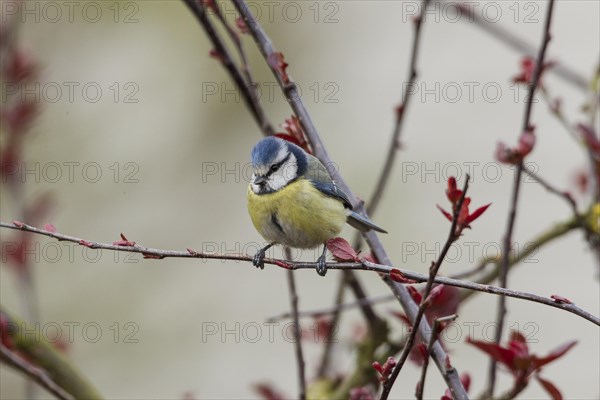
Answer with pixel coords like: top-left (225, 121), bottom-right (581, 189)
top-left (266, 152), bottom-right (291, 176)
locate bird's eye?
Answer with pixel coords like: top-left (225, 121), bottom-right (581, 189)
top-left (269, 164), bottom-right (280, 173)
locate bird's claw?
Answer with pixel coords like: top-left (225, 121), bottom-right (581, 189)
top-left (253, 250), bottom-right (266, 270)
top-left (316, 255), bottom-right (327, 276)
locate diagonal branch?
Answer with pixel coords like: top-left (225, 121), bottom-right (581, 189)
top-left (380, 176), bottom-right (470, 399)
top-left (0, 345), bottom-right (74, 400)
top-left (367, 0), bottom-right (430, 216)
top-left (445, 1), bottom-right (587, 92)
top-left (415, 314), bottom-right (458, 400)
top-left (523, 165), bottom-right (578, 215)
top-left (230, 0), bottom-right (468, 396)
top-left (1, 306), bottom-right (102, 399)
top-left (182, 0), bottom-right (275, 136)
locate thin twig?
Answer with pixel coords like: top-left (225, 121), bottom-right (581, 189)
top-left (346, 0), bottom-right (431, 332)
top-left (415, 314), bottom-right (459, 400)
top-left (316, 274), bottom-right (346, 378)
top-left (229, 0), bottom-right (469, 396)
top-left (488, 1), bottom-right (556, 395)
top-left (446, 1), bottom-right (587, 92)
top-left (367, 0), bottom-right (430, 216)
top-left (380, 177), bottom-right (470, 400)
top-left (284, 247), bottom-right (306, 400)
top-left (2, 221), bottom-right (597, 326)
top-left (0, 345), bottom-right (74, 400)
top-left (182, 0), bottom-right (275, 136)
top-left (523, 165), bottom-right (578, 215)
top-left (210, 1), bottom-right (254, 87)
top-left (343, 270), bottom-right (384, 330)
top-left (348, 0), bottom-right (430, 323)
top-left (460, 214), bottom-right (583, 302)
top-left (449, 258), bottom-right (493, 280)
top-left (1, 307), bottom-right (102, 399)
top-left (268, 294), bottom-right (394, 324)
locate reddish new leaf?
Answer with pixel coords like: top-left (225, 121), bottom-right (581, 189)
top-left (577, 123), bottom-right (600, 154)
top-left (280, 116), bottom-right (311, 153)
top-left (389, 268), bottom-right (416, 283)
top-left (436, 205), bottom-right (453, 222)
top-left (442, 373), bottom-right (470, 400)
top-left (465, 203), bottom-right (491, 225)
top-left (407, 285), bottom-right (422, 304)
top-left (531, 340), bottom-right (577, 371)
top-left (79, 240), bottom-right (94, 248)
top-left (457, 197), bottom-right (471, 226)
top-left (209, 49), bottom-right (224, 62)
top-left (273, 133), bottom-right (304, 148)
top-left (113, 233), bottom-right (135, 247)
top-left (253, 383), bottom-right (285, 400)
top-left (202, 0), bottom-right (216, 10)
top-left (466, 337), bottom-right (516, 369)
top-left (445, 177), bottom-right (462, 204)
top-left (349, 387), bottom-right (375, 400)
top-left (372, 361), bottom-right (384, 374)
top-left (267, 52), bottom-right (289, 84)
top-left (536, 374), bottom-right (563, 400)
top-left (361, 253), bottom-right (377, 264)
top-left (44, 223), bottom-right (56, 233)
top-left (460, 373), bottom-right (471, 392)
top-left (235, 16), bottom-right (248, 34)
top-left (373, 357), bottom-right (397, 381)
top-left (389, 310), bottom-right (411, 326)
top-left (517, 127), bottom-right (536, 157)
top-left (550, 295), bottom-right (573, 304)
top-left (327, 237), bottom-right (359, 262)
top-left (509, 331), bottom-right (528, 344)
top-left (512, 57), bottom-right (535, 84)
top-left (12, 220), bottom-right (24, 228)
top-left (445, 355), bottom-right (452, 369)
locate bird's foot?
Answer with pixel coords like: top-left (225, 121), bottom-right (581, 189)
top-left (316, 255), bottom-right (327, 276)
top-left (253, 249), bottom-right (266, 270)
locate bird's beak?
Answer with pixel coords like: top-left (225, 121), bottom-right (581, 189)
top-left (253, 175), bottom-right (267, 186)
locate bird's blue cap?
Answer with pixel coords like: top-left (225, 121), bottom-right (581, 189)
top-left (251, 137), bottom-right (285, 167)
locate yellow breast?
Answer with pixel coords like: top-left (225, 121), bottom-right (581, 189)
top-left (247, 179), bottom-right (347, 249)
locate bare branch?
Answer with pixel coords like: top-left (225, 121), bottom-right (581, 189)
top-left (284, 247), bottom-right (306, 399)
top-left (1, 306), bottom-right (102, 399)
top-left (415, 314), bottom-right (459, 400)
top-left (2, 221), bottom-right (598, 326)
top-left (316, 274), bottom-right (346, 378)
top-left (367, 0), bottom-right (431, 215)
top-left (488, 1), bottom-right (557, 395)
top-left (229, 0), bottom-right (469, 396)
top-left (182, 0), bottom-right (275, 136)
top-left (446, 1), bottom-right (587, 92)
top-left (0, 345), bottom-right (74, 400)
top-left (268, 293), bottom-right (393, 324)
top-left (523, 165), bottom-right (578, 215)
top-left (380, 177), bottom-right (470, 399)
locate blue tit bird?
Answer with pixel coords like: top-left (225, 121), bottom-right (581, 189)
top-left (247, 136), bottom-right (387, 276)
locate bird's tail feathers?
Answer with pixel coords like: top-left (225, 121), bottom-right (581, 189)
top-left (346, 211), bottom-right (388, 234)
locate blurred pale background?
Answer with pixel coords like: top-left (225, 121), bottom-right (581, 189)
top-left (1, 0), bottom-right (599, 399)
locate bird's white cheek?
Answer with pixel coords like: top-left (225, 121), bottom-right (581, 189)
top-left (280, 163), bottom-right (298, 181)
top-left (269, 173), bottom-right (287, 191)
